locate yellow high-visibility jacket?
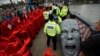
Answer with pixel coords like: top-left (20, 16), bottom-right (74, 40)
top-left (44, 21), bottom-right (61, 37)
top-left (59, 5), bottom-right (68, 17)
top-left (53, 15), bottom-right (62, 23)
top-left (58, 16), bottom-right (62, 23)
top-left (52, 5), bottom-right (60, 15)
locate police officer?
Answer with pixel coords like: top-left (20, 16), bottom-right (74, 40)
top-left (52, 3), bottom-right (60, 15)
top-left (44, 14), bottom-right (61, 51)
top-left (59, 2), bottom-right (68, 20)
top-left (52, 9), bottom-right (62, 24)
top-left (43, 3), bottom-right (53, 22)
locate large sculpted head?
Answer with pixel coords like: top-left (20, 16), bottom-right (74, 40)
top-left (60, 19), bottom-right (80, 56)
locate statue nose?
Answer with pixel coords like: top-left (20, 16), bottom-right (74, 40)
top-left (68, 32), bottom-right (72, 38)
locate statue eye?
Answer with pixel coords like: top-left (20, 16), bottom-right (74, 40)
top-left (62, 30), bottom-right (68, 34)
top-left (71, 29), bottom-right (79, 32)
top-left (62, 30), bottom-right (66, 33)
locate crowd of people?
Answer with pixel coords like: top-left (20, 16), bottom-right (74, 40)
top-left (0, 0), bottom-right (100, 56)
top-left (0, 0), bottom-right (39, 24)
top-left (0, 5), bottom-right (25, 23)
top-left (43, 1), bottom-right (100, 56)
top-left (0, 0), bottom-right (42, 55)
top-left (43, 2), bottom-right (69, 51)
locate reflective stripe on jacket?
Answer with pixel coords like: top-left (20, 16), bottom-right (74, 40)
top-left (44, 21), bottom-right (61, 36)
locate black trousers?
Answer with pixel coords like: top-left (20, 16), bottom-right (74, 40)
top-left (46, 34), bottom-right (57, 51)
top-left (62, 16), bottom-right (66, 21)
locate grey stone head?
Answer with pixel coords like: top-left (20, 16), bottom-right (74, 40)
top-left (60, 19), bottom-right (80, 56)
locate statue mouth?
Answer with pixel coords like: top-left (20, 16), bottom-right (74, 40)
top-left (65, 44), bottom-right (76, 49)
top-left (64, 44), bottom-right (77, 54)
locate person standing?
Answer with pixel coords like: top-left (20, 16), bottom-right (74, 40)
top-left (25, 0), bottom-right (34, 11)
top-left (59, 2), bottom-right (69, 20)
top-left (52, 9), bottom-right (62, 24)
top-left (43, 7), bottom-right (50, 22)
top-left (44, 14), bottom-right (61, 51)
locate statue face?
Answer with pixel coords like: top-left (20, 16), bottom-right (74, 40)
top-left (60, 19), bottom-right (80, 56)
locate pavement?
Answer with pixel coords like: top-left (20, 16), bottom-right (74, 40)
top-left (30, 28), bottom-right (62, 56)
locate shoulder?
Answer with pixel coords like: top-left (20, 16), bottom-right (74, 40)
top-left (54, 22), bottom-right (59, 26)
top-left (45, 21), bottom-right (51, 25)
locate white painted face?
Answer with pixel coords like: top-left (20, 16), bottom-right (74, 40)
top-left (60, 19), bottom-right (80, 56)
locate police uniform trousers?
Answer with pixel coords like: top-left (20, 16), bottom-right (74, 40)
top-left (46, 34), bottom-right (57, 51)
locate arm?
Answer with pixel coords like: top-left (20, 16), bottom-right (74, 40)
top-left (56, 24), bottom-right (61, 34)
top-left (58, 16), bottom-right (62, 23)
top-left (44, 24), bottom-right (47, 34)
